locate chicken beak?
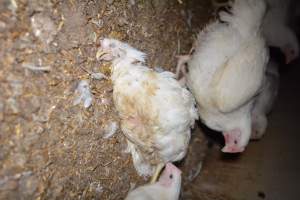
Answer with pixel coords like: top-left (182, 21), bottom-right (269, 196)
top-left (221, 145), bottom-right (245, 153)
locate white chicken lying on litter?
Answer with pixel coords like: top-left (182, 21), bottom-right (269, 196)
top-left (177, 0), bottom-right (269, 153)
top-left (97, 38), bottom-right (198, 177)
top-left (263, 0), bottom-right (299, 64)
top-left (125, 163), bottom-right (182, 200)
top-left (251, 57), bottom-right (280, 140)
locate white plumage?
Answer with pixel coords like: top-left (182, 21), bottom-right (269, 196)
top-left (263, 0), bottom-right (299, 63)
top-left (212, 0), bottom-right (299, 63)
top-left (179, 0), bottom-right (269, 153)
top-left (125, 163), bottom-right (182, 200)
top-left (98, 38), bottom-right (198, 176)
top-left (251, 58), bottom-right (279, 139)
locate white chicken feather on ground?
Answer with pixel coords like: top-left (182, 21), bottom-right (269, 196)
top-left (251, 58), bottom-right (279, 140)
top-left (125, 163), bottom-right (182, 200)
top-left (263, 0), bottom-right (299, 64)
top-left (179, 0), bottom-right (269, 153)
top-left (98, 38), bottom-right (198, 176)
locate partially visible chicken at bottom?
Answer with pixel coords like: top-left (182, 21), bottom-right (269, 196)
top-left (125, 163), bottom-right (182, 200)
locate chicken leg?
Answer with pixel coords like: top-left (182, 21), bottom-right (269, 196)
top-left (150, 163), bottom-right (165, 184)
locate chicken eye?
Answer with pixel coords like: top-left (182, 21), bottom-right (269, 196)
top-left (169, 174), bottom-right (173, 179)
top-left (234, 140), bottom-right (237, 144)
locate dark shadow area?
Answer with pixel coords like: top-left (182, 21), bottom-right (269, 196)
top-left (197, 120), bottom-right (225, 148)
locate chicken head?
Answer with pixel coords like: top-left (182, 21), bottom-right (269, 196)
top-left (158, 163), bottom-right (182, 195)
top-left (222, 129), bottom-right (245, 153)
top-left (97, 38), bottom-right (146, 63)
top-left (283, 43), bottom-right (299, 64)
top-left (125, 163), bottom-right (182, 200)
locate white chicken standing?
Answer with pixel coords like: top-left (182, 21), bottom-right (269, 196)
top-left (97, 38), bottom-right (198, 177)
top-left (263, 0), bottom-right (299, 64)
top-left (212, 0), bottom-right (299, 64)
top-left (125, 163), bottom-right (182, 200)
top-left (251, 58), bottom-right (280, 140)
top-left (177, 0), bottom-right (269, 153)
